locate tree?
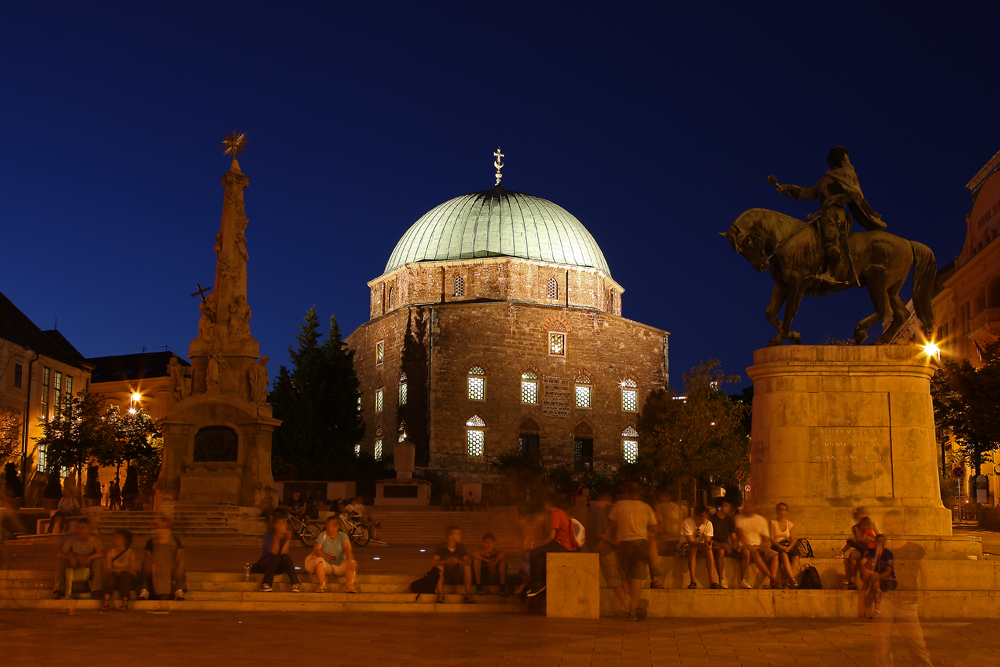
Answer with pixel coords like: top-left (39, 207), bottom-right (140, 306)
top-left (34, 391), bottom-right (114, 486)
top-left (637, 359), bottom-right (750, 493)
top-left (270, 307), bottom-right (366, 480)
top-left (96, 405), bottom-right (160, 481)
top-left (930, 339), bottom-right (1000, 476)
top-left (0, 400), bottom-right (20, 464)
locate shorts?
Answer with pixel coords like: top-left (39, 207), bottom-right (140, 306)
top-left (616, 539), bottom-right (649, 581)
top-left (304, 553), bottom-right (349, 575)
top-left (713, 543), bottom-right (740, 558)
top-left (744, 544), bottom-right (777, 559)
top-left (441, 567), bottom-right (466, 585)
top-left (677, 541), bottom-right (711, 557)
top-left (599, 551), bottom-right (622, 588)
top-left (477, 561), bottom-right (500, 584)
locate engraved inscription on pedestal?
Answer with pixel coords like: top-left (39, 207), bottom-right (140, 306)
top-left (809, 426), bottom-right (891, 498)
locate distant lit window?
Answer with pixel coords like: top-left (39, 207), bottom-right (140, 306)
top-left (521, 371), bottom-right (538, 404)
top-left (575, 375), bottom-right (592, 408)
top-left (13, 364), bottom-right (22, 389)
top-left (466, 415), bottom-right (486, 457)
top-left (388, 286), bottom-right (395, 309)
top-left (375, 340), bottom-right (384, 365)
top-left (53, 372), bottom-right (62, 415)
top-left (375, 388), bottom-right (384, 413)
top-left (374, 440), bottom-right (383, 461)
top-left (354, 444), bottom-right (360, 457)
top-left (357, 395), bottom-right (361, 412)
top-left (65, 375), bottom-right (73, 401)
top-left (546, 277), bottom-right (558, 299)
top-left (622, 426), bottom-right (639, 464)
top-left (549, 332), bottom-right (566, 357)
top-left (621, 379), bottom-right (638, 412)
top-left (468, 366), bottom-right (486, 401)
top-left (399, 372), bottom-right (408, 405)
top-left (398, 421), bottom-right (407, 442)
top-left (41, 367), bottom-right (50, 417)
top-left (454, 275), bottom-right (466, 298)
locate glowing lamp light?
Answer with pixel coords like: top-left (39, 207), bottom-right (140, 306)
top-left (373, 557), bottom-right (381, 560)
top-left (130, 392), bottom-right (142, 402)
top-left (922, 342), bottom-right (941, 361)
top-left (128, 408), bottom-right (137, 415)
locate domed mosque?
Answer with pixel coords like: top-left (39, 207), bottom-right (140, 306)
top-left (345, 152), bottom-right (669, 498)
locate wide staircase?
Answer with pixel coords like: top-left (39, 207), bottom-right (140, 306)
top-left (375, 508), bottom-right (520, 546)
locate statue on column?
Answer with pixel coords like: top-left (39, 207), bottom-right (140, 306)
top-left (228, 294), bottom-right (252, 341)
top-left (168, 355), bottom-right (188, 402)
top-left (197, 299), bottom-right (216, 341)
top-left (249, 356), bottom-right (270, 406)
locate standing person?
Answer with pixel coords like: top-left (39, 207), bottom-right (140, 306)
top-left (109, 479), bottom-right (121, 511)
top-left (254, 513), bottom-right (300, 592)
top-left (304, 515), bottom-right (356, 593)
top-left (52, 518), bottom-right (104, 600)
top-left (649, 487), bottom-right (681, 590)
top-left (47, 485), bottom-right (81, 534)
top-left (680, 505), bottom-right (719, 589)
top-left (526, 493), bottom-right (579, 599)
top-left (859, 534), bottom-right (896, 620)
top-left (770, 503), bottom-right (803, 588)
top-left (138, 515), bottom-right (187, 601)
top-left (471, 533), bottom-right (507, 594)
top-left (709, 500), bottom-right (739, 588)
top-left (432, 526), bottom-right (475, 603)
top-left (440, 491), bottom-right (452, 512)
top-left (345, 496), bottom-right (379, 540)
top-left (512, 505), bottom-right (546, 596)
top-left (607, 482), bottom-right (658, 620)
top-left (102, 529), bottom-right (137, 611)
top-left (735, 502), bottom-right (777, 589)
top-left (589, 489), bottom-right (630, 615)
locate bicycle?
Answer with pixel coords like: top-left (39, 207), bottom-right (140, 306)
top-left (339, 512), bottom-right (371, 547)
top-left (283, 512), bottom-right (321, 545)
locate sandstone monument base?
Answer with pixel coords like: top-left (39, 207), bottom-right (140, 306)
top-left (747, 345), bottom-right (953, 543)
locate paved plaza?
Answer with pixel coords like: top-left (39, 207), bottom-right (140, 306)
top-left (2, 611), bottom-right (995, 666)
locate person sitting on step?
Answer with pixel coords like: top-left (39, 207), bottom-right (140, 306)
top-left (679, 505), bottom-right (720, 589)
top-left (253, 512), bottom-right (300, 593)
top-left (432, 526), bottom-right (475, 603)
top-left (53, 518), bottom-right (104, 600)
top-left (769, 502), bottom-right (804, 589)
top-left (304, 515), bottom-right (356, 593)
top-left (47, 485), bottom-right (81, 534)
top-left (835, 508), bottom-right (878, 590)
top-left (472, 532), bottom-right (507, 594)
top-left (344, 495), bottom-right (379, 539)
top-left (735, 501), bottom-right (778, 589)
top-left (102, 528), bottom-right (138, 611)
top-left (138, 515), bottom-right (187, 601)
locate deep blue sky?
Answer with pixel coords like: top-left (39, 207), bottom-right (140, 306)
top-left (2, 3), bottom-right (999, 391)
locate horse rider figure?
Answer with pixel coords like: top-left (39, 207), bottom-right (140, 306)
top-left (771, 147), bottom-right (887, 288)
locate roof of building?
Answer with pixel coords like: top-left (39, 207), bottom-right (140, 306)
top-left (88, 350), bottom-right (189, 384)
top-left (0, 291), bottom-right (91, 369)
top-left (384, 185), bottom-right (612, 277)
top-left (967, 148), bottom-right (1000, 193)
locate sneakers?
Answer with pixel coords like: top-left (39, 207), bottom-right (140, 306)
top-left (738, 580), bottom-right (752, 589)
top-left (635, 599), bottom-right (648, 621)
top-left (719, 579), bottom-right (729, 589)
top-left (290, 584), bottom-right (300, 593)
top-left (687, 582), bottom-right (697, 589)
top-left (174, 590), bottom-right (185, 601)
top-left (525, 585), bottom-right (546, 598)
top-left (53, 590), bottom-right (65, 599)
top-left (138, 589), bottom-right (149, 600)
top-left (259, 584), bottom-right (273, 592)
top-left (710, 583), bottom-right (722, 589)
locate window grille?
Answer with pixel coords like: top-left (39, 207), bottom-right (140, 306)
top-left (467, 429), bottom-right (485, 457)
top-left (388, 286), bottom-right (395, 309)
top-left (399, 372), bottom-right (408, 405)
top-left (623, 439), bottom-right (638, 464)
top-left (466, 415), bottom-right (486, 427)
top-left (622, 425), bottom-right (639, 438)
top-left (549, 332), bottom-right (566, 356)
top-left (575, 375), bottom-right (592, 408)
top-left (521, 371), bottom-right (538, 404)
top-left (374, 440), bottom-right (383, 461)
top-left (454, 275), bottom-right (465, 297)
top-left (621, 379), bottom-right (638, 412)
top-left (546, 277), bottom-right (558, 299)
top-left (468, 366), bottom-right (485, 400)
top-left (375, 388), bottom-right (384, 412)
top-left (375, 340), bottom-right (384, 365)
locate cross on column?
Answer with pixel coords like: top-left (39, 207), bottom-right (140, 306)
top-left (190, 283), bottom-right (212, 301)
top-left (493, 147), bottom-right (504, 186)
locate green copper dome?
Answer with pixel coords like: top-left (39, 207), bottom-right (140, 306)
top-left (384, 186), bottom-right (612, 277)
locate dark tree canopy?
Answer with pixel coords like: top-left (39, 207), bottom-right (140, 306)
top-left (270, 307), bottom-right (367, 481)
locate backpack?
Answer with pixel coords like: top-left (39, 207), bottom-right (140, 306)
top-left (800, 565), bottom-right (822, 589)
top-left (410, 568), bottom-right (441, 594)
top-left (795, 537), bottom-right (814, 558)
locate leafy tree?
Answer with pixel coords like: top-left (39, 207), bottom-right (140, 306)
top-left (271, 307), bottom-right (366, 480)
top-left (930, 339), bottom-right (1000, 476)
top-left (34, 391), bottom-right (115, 486)
top-left (637, 359), bottom-right (750, 492)
top-left (0, 400), bottom-right (20, 464)
top-left (96, 405), bottom-right (160, 481)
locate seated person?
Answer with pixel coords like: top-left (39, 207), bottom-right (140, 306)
top-left (710, 500), bottom-right (739, 589)
top-left (770, 502), bottom-right (804, 588)
top-left (53, 518), bottom-right (104, 599)
top-left (432, 526), bottom-right (475, 603)
top-left (859, 534), bottom-right (896, 619)
top-left (528, 493), bottom-right (579, 598)
top-left (679, 505), bottom-right (719, 589)
top-left (735, 502), bottom-right (778, 589)
top-left (102, 528), bottom-right (137, 611)
top-left (835, 510), bottom-right (877, 590)
top-left (304, 515), bottom-right (357, 593)
top-left (303, 495), bottom-right (320, 521)
top-left (138, 515), bottom-right (187, 600)
top-left (344, 496), bottom-right (378, 539)
top-left (282, 491), bottom-right (305, 518)
top-left (253, 512), bottom-right (300, 592)
top-left (471, 532), bottom-right (507, 594)
top-left (48, 486), bottom-right (81, 534)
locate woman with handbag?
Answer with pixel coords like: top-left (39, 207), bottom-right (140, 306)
top-left (769, 503), bottom-right (803, 588)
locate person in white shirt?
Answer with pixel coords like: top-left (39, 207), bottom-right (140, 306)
top-left (769, 502), bottom-right (803, 588)
top-left (735, 501), bottom-right (778, 589)
top-left (679, 505), bottom-right (719, 589)
top-left (344, 496), bottom-right (378, 539)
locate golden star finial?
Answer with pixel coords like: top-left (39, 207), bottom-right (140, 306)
top-left (221, 131), bottom-right (250, 159)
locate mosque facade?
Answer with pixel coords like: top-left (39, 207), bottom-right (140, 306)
top-left (345, 178), bottom-right (669, 478)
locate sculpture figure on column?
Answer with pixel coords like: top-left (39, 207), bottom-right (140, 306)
top-left (249, 356), bottom-right (270, 408)
top-left (228, 294), bottom-right (252, 342)
top-left (168, 355), bottom-right (188, 402)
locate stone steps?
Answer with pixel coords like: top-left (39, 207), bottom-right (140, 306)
top-left (0, 599), bottom-right (521, 612)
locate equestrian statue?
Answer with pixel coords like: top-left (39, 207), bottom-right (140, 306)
top-left (722, 147), bottom-right (936, 347)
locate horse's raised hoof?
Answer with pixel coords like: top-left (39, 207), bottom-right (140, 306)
top-left (854, 330), bottom-right (868, 345)
top-left (767, 337), bottom-right (784, 347)
top-left (788, 332), bottom-right (802, 345)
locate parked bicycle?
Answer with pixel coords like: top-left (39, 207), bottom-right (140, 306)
top-left (280, 509), bottom-right (380, 547)
top-left (339, 511), bottom-right (371, 547)
top-left (284, 512), bottom-right (320, 545)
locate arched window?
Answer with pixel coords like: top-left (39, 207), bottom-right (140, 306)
top-left (374, 426), bottom-right (383, 461)
top-left (521, 370), bottom-right (538, 404)
top-left (468, 366), bottom-right (486, 400)
top-left (454, 275), bottom-right (466, 298)
top-left (375, 387), bottom-right (384, 413)
top-left (375, 340), bottom-right (384, 365)
top-left (519, 415), bottom-right (540, 455)
top-left (575, 374), bottom-right (592, 408)
top-left (399, 372), bottom-right (408, 405)
top-left (622, 426), bottom-right (639, 464)
top-left (990, 275), bottom-right (1000, 309)
top-left (546, 277), bottom-right (559, 299)
top-left (621, 378), bottom-right (638, 412)
top-left (573, 421), bottom-right (595, 470)
top-left (466, 415), bottom-right (486, 457)
top-left (388, 286), bottom-right (395, 309)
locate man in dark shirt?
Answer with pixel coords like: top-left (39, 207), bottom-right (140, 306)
top-left (709, 500), bottom-right (738, 589)
top-left (432, 526), bottom-right (475, 603)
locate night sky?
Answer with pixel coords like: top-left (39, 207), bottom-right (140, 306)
top-left (3, 3), bottom-right (999, 391)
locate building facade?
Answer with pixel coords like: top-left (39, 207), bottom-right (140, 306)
top-left (346, 184), bottom-right (669, 477)
top-left (88, 351), bottom-right (190, 422)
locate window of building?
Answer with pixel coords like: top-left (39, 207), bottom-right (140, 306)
top-left (398, 421), bottom-right (407, 442)
top-left (521, 370), bottom-right (538, 404)
top-left (375, 388), bottom-right (384, 413)
top-left (575, 374), bottom-right (592, 408)
top-left (399, 372), bottom-right (408, 405)
top-left (13, 363), bottom-right (22, 389)
top-left (37, 444), bottom-right (47, 472)
top-left (548, 332), bottom-right (566, 357)
top-left (388, 286), bottom-right (395, 309)
top-left (41, 367), bottom-right (50, 417)
top-left (573, 422), bottom-right (595, 471)
top-left (65, 375), bottom-right (73, 401)
top-left (53, 371), bottom-right (62, 416)
top-left (374, 426), bottom-right (383, 461)
top-left (990, 275), bottom-right (1000, 309)
top-left (466, 415), bottom-right (486, 457)
top-left (468, 366), bottom-right (486, 400)
top-left (622, 426), bottom-right (639, 464)
top-left (518, 416), bottom-right (540, 456)
top-left (546, 277), bottom-right (558, 299)
top-left (621, 379), bottom-right (638, 412)
top-left (375, 340), bottom-right (384, 365)
top-left (354, 444), bottom-right (360, 457)
top-left (357, 395), bottom-right (361, 412)
top-left (454, 275), bottom-right (466, 297)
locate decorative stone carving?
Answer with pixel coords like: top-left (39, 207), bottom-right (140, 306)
top-left (214, 231), bottom-right (223, 256)
top-left (249, 356), bottom-right (270, 406)
top-left (228, 294), bottom-right (252, 341)
top-left (235, 231), bottom-right (249, 262)
top-left (197, 299), bottom-right (216, 341)
top-left (168, 354), bottom-right (188, 402)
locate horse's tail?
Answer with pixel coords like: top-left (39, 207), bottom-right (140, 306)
top-left (909, 240), bottom-right (937, 336)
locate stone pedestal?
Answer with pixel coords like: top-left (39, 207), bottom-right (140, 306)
top-left (374, 441), bottom-right (430, 506)
top-left (547, 552), bottom-right (599, 619)
top-left (747, 345), bottom-right (951, 538)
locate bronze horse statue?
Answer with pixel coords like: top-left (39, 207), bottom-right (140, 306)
top-left (723, 208), bottom-right (936, 346)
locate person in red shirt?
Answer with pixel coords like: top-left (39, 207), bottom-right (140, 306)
top-left (526, 493), bottom-right (577, 597)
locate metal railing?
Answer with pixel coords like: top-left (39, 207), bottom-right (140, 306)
top-left (425, 451), bottom-right (621, 475)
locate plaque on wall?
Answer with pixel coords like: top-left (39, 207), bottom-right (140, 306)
top-left (193, 425), bottom-right (239, 462)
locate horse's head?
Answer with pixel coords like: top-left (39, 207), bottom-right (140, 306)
top-left (721, 211), bottom-right (770, 273)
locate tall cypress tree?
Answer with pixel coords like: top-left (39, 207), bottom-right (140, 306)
top-left (271, 307), bottom-right (365, 480)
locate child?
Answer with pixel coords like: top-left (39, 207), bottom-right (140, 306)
top-left (835, 511), bottom-right (877, 589)
top-left (472, 533), bottom-right (507, 594)
top-left (859, 534), bottom-right (896, 619)
top-left (432, 526), bottom-right (475, 603)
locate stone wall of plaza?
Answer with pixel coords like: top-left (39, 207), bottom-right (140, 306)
top-left (368, 257), bottom-right (623, 321)
top-left (346, 299), bottom-right (668, 472)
